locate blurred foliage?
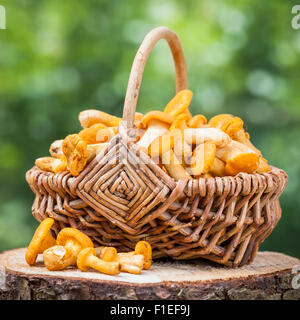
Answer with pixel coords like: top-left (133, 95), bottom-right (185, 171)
top-left (0, 0), bottom-right (299, 258)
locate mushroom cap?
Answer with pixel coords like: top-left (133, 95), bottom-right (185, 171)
top-left (56, 228), bottom-right (94, 249)
top-left (134, 241), bottom-right (152, 270)
top-left (43, 245), bottom-right (74, 271)
top-left (25, 218), bottom-right (55, 266)
top-left (77, 247), bottom-right (96, 271)
top-left (164, 89), bottom-right (193, 118)
top-left (225, 153), bottom-right (259, 176)
top-left (169, 113), bottom-right (190, 132)
top-left (208, 114), bottom-right (244, 137)
top-left (138, 111), bottom-right (174, 129)
top-left (188, 115), bottom-right (207, 128)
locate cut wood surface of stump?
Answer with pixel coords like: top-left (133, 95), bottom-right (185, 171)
top-left (0, 248), bottom-right (299, 300)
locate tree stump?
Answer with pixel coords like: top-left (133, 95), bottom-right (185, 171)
top-left (0, 248), bottom-right (299, 300)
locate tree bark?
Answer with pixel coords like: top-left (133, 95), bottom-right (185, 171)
top-left (0, 248), bottom-right (299, 300)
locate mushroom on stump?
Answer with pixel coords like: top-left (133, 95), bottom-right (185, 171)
top-left (95, 246), bottom-right (117, 262)
top-left (25, 218), bottom-right (56, 266)
top-left (77, 247), bottom-right (120, 275)
top-left (43, 228), bottom-right (93, 271)
top-left (135, 240), bottom-right (152, 270)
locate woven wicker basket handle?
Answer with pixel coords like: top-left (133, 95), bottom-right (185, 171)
top-left (122, 26), bottom-right (188, 129)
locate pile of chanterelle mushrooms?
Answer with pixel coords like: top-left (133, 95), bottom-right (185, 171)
top-left (25, 218), bottom-right (152, 275)
top-left (35, 90), bottom-right (270, 179)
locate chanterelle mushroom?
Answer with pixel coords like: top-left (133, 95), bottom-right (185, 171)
top-left (164, 89), bottom-right (193, 119)
top-left (137, 111), bottom-right (174, 152)
top-left (189, 142), bottom-right (216, 176)
top-left (134, 241), bottom-right (152, 270)
top-left (25, 218), bottom-right (56, 266)
top-left (79, 109), bottom-right (121, 128)
top-left (35, 156), bottom-right (67, 174)
top-left (169, 114), bottom-right (193, 163)
top-left (77, 247), bottom-right (120, 275)
top-left (49, 139), bottom-right (107, 164)
top-left (62, 134), bottom-right (89, 176)
top-left (209, 114), bottom-right (262, 155)
top-left (114, 252), bottom-right (145, 274)
top-left (95, 246), bottom-right (117, 262)
top-left (184, 127), bottom-right (230, 148)
top-left (43, 228), bottom-right (93, 271)
top-left (216, 140), bottom-right (259, 176)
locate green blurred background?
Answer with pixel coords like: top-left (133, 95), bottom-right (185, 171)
top-left (0, 0), bottom-right (299, 258)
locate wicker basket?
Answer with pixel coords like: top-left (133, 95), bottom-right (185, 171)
top-left (25, 27), bottom-right (288, 267)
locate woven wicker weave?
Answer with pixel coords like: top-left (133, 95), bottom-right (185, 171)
top-left (25, 27), bottom-right (288, 267)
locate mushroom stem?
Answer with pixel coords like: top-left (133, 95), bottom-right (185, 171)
top-left (137, 119), bottom-right (169, 150)
top-left (84, 253), bottom-right (120, 275)
top-left (209, 157), bottom-right (226, 177)
top-left (161, 149), bottom-right (191, 181)
top-left (35, 157), bottom-right (67, 174)
top-left (115, 253), bottom-right (145, 269)
top-left (77, 247), bottom-right (120, 275)
top-left (148, 134), bottom-right (174, 158)
top-left (183, 128), bottom-right (230, 147)
top-left (188, 142), bottom-right (216, 176)
top-left (79, 109), bottom-right (121, 128)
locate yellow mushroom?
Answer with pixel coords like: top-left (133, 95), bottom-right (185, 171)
top-left (114, 252), bottom-right (145, 274)
top-left (216, 140), bottom-right (260, 176)
top-left (134, 241), bottom-right (152, 270)
top-left (209, 114), bottom-right (262, 155)
top-left (49, 139), bottom-right (107, 164)
top-left (232, 129), bottom-right (262, 155)
top-left (62, 134), bottom-right (89, 176)
top-left (256, 157), bottom-right (271, 173)
top-left (78, 123), bottom-right (107, 144)
top-left (209, 157), bottom-right (226, 177)
top-left (209, 114), bottom-right (244, 137)
top-left (188, 114), bottom-right (207, 128)
top-left (77, 247), bottom-right (120, 275)
top-left (184, 127), bottom-right (230, 147)
top-left (86, 143), bottom-right (109, 162)
top-left (35, 156), bottom-right (67, 174)
top-left (137, 111), bottom-right (174, 151)
top-left (43, 228), bottom-right (93, 271)
top-left (161, 149), bottom-right (192, 181)
top-left (169, 114), bottom-right (193, 162)
top-left (95, 246), bottom-right (118, 262)
top-left (49, 140), bottom-right (64, 159)
top-left (164, 89), bottom-right (193, 119)
top-left (189, 142), bottom-right (216, 176)
top-left (25, 218), bottom-right (56, 266)
top-left (79, 109), bottom-right (121, 128)
top-left (148, 134), bottom-right (174, 158)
